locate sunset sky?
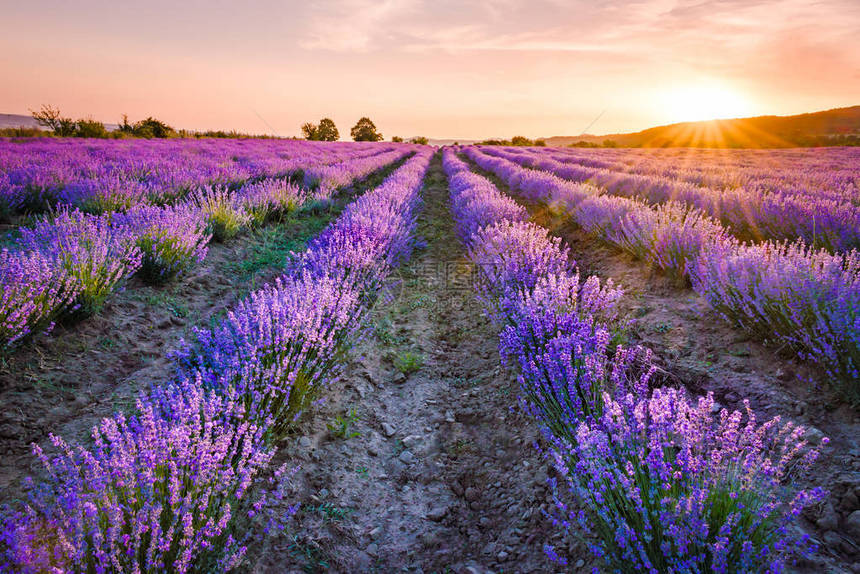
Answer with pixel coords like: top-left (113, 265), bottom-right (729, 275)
top-left (1, 0), bottom-right (858, 139)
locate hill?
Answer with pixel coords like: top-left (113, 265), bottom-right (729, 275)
top-left (1, 113), bottom-right (120, 132)
top-left (545, 105), bottom-right (860, 148)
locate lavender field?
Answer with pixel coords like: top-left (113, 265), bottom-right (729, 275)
top-left (0, 139), bottom-right (858, 573)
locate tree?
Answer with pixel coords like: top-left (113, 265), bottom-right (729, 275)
top-left (511, 135), bottom-right (532, 146)
top-left (31, 105), bottom-right (75, 136)
top-left (315, 118), bottom-right (339, 141)
top-left (409, 136), bottom-right (429, 145)
top-left (135, 117), bottom-right (174, 138)
top-left (534, 139), bottom-right (547, 147)
top-left (391, 136), bottom-right (403, 143)
top-left (301, 122), bottom-right (318, 140)
top-left (350, 117), bottom-right (383, 142)
top-left (119, 114), bottom-right (134, 134)
top-left (301, 118), bottom-right (339, 141)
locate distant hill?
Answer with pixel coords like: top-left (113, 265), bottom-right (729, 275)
top-left (0, 113), bottom-right (44, 130)
top-left (0, 113), bottom-right (120, 131)
top-left (544, 105), bottom-right (860, 148)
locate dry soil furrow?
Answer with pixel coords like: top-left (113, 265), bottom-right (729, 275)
top-left (257, 154), bottom-right (587, 572)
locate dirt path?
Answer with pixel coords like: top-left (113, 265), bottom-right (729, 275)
top-left (254, 154), bottom-right (587, 573)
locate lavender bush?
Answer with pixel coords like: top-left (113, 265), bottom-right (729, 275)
top-left (18, 209), bottom-right (142, 319)
top-left (173, 272), bottom-right (366, 439)
top-left (116, 205), bottom-right (211, 285)
top-left (0, 139), bottom-right (410, 218)
top-left (444, 149), bottom-right (828, 572)
top-left (0, 249), bottom-right (79, 351)
top-left (191, 186), bottom-right (252, 242)
top-left (1, 377), bottom-right (283, 573)
top-left (547, 388), bottom-right (828, 573)
top-left (480, 145), bottom-right (860, 252)
top-left (468, 220), bottom-right (573, 316)
top-left (1, 145), bottom-right (433, 573)
top-left (238, 178), bottom-right (305, 226)
top-left (692, 240), bottom-right (860, 399)
top-left (466, 145), bottom-right (860, 402)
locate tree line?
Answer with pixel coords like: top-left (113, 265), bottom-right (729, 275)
top-left (301, 116), bottom-right (427, 144)
top-left (8, 106), bottom-right (429, 143)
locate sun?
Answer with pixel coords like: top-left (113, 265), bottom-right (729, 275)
top-left (657, 82), bottom-right (755, 124)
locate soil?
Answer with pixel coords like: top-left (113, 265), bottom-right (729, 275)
top-left (460, 153), bottom-right (860, 572)
top-left (251, 154), bottom-right (587, 573)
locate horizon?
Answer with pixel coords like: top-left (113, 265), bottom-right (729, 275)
top-left (2, 1), bottom-right (859, 140)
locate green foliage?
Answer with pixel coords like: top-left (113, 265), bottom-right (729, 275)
top-left (409, 136), bottom-right (429, 145)
top-left (194, 190), bottom-right (251, 242)
top-left (391, 136), bottom-right (403, 143)
top-left (309, 502), bottom-right (354, 523)
top-left (316, 118), bottom-right (339, 141)
top-left (135, 234), bottom-right (200, 286)
top-left (31, 105), bottom-right (74, 136)
top-left (477, 136), bottom-right (538, 146)
top-left (287, 536), bottom-right (331, 572)
top-left (189, 129), bottom-right (279, 139)
top-left (301, 118), bottom-right (339, 141)
top-left (300, 122), bottom-right (317, 140)
top-left (393, 350), bottom-right (423, 375)
top-left (326, 408), bottom-right (361, 439)
top-left (74, 119), bottom-right (109, 138)
top-left (534, 139), bottom-right (547, 147)
top-left (30, 106), bottom-right (108, 138)
top-left (119, 114), bottom-right (175, 138)
top-left (568, 140), bottom-right (601, 148)
top-left (350, 117), bottom-right (383, 142)
top-left (0, 127), bottom-right (50, 138)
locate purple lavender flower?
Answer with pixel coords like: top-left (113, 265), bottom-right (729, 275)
top-left (0, 248), bottom-right (79, 350)
top-left (1, 376), bottom-right (285, 574)
top-left (115, 205), bottom-right (212, 285)
top-left (190, 186), bottom-right (252, 242)
top-left (691, 239), bottom-right (860, 398)
top-left (547, 387), bottom-right (828, 573)
top-left (18, 208), bottom-right (142, 319)
top-left (237, 177), bottom-right (306, 225)
top-left (173, 272), bottom-right (366, 439)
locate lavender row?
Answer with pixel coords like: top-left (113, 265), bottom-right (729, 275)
top-left (1, 149), bottom-right (433, 573)
top-left (464, 146), bottom-right (860, 399)
top-left (442, 147), bottom-right (827, 572)
top-left (1, 146), bottom-right (418, 353)
top-left (302, 148), bottom-right (412, 198)
top-left (0, 176), bottom-right (308, 352)
top-left (0, 138), bottom-right (410, 218)
top-left (480, 146), bottom-right (860, 252)
top-left (545, 146), bottom-right (860, 203)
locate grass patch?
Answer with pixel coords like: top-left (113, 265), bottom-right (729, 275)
top-left (393, 350), bottom-right (423, 375)
top-left (326, 408), bottom-right (361, 439)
